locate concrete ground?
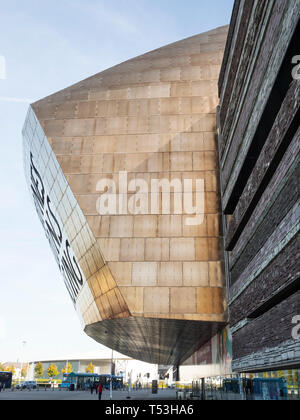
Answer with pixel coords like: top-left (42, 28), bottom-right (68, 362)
top-left (0, 388), bottom-right (178, 400)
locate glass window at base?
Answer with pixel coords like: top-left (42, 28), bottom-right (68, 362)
top-left (189, 369), bottom-right (299, 401)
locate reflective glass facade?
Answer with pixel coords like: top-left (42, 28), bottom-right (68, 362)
top-left (23, 107), bottom-right (103, 328)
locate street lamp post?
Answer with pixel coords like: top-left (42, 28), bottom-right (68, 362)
top-left (110, 349), bottom-right (113, 400)
top-left (19, 341), bottom-right (27, 384)
top-left (127, 368), bottom-right (132, 399)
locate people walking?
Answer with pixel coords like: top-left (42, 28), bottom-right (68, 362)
top-left (98, 383), bottom-right (103, 400)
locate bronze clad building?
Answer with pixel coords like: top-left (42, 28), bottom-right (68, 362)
top-left (23, 26), bottom-right (229, 365)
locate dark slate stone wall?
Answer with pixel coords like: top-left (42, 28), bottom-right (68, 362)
top-left (226, 81), bottom-right (300, 251)
top-left (230, 144), bottom-right (299, 284)
top-left (229, 236), bottom-right (299, 325)
top-left (217, 0), bottom-right (300, 372)
top-left (232, 291), bottom-right (300, 360)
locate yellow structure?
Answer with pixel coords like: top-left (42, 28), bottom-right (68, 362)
top-left (23, 25), bottom-right (228, 365)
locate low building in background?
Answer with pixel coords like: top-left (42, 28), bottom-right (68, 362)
top-left (28, 349), bottom-right (158, 384)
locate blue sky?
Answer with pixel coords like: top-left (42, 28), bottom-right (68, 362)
top-left (0, 0), bottom-right (234, 363)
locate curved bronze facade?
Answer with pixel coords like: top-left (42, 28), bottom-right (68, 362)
top-left (23, 25), bottom-right (228, 365)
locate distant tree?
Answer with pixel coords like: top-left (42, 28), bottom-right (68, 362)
top-left (6, 365), bottom-right (16, 376)
top-left (61, 362), bottom-right (73, 375)
top-left (35, 362), bottom-right (44, 379)
top-left (85, 362), bottom-right (95, 374)
top-left (47, 364), bottom-right (59, 380)
top-left (0, 363), bottom-right (5, 371)
top-left (21, 364), bottom-right (29, 379)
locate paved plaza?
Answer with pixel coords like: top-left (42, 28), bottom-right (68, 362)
top-left (0, 388), bottom-right (177, 400)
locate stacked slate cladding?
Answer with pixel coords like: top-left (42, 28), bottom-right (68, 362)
top-left (218, 0), bottom-right (300, 372)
